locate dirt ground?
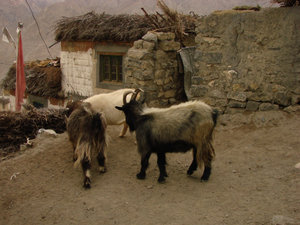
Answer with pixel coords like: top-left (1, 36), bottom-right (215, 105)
top-left (0, 110), bottom-right (299, 225)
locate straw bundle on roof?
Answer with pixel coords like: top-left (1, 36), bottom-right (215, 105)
top-left (1, 58), bottom-right (63, 98)
top-left (54, 12), bottom-right (155, 42)
top-left (54, 3), bottom-right (197, 44)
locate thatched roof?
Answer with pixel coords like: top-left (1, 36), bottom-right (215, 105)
top-left (54, 10), bottom-right (197, 43)
top-left (1, 58), bottom-right (63, 98)
top-left (54, 12), bottom-right (155, 42)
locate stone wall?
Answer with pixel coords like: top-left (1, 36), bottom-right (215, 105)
top-left (190, 7), bottom-right (300, 113)
top-left (124, 32), bottom-right (186, 106)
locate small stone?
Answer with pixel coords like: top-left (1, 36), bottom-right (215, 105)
top-left (271, 215), bottom-right (297, 225)
top-left (294, 162), bottom-right (300, 169)
top-left (259, 103), bottom-right (279, 111)
top-left (142, 32), bottom-right (158, 43)
top-left (227, 92), bottom-right (247, 102)
top-left (246, 101), bottom-right (259, 111)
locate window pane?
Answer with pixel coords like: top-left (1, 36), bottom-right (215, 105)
top-left (118, 57), bottom-right (122, 82)
top-left (99, 54), bottom-right (123, 83)
top-left (111, 57), bottom-right (117, 81)
top-left (104, 56), bottom-right (110, 80)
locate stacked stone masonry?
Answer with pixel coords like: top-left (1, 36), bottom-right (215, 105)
top-left (124, 32), bottom-right (185, 106)
top-left (191, 7), bottom-right (300, 113)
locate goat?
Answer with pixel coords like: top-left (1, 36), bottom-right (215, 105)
top-left (67, 102), bottom-right (108, 188)
top-left (116, 89), bottom-right (218, 183)
top-left (65, 99), bottom-right (83, 117)
top-left (84, 88), bottom-right (139, 137)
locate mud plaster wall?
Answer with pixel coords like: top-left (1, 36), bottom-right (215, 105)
top-left (190, 7), bottom-right (300, 113)
top-left (60, 41), bottom-right (94, 97)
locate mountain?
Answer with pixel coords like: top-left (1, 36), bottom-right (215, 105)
top-left (0, 0), bottom-right (277, 83)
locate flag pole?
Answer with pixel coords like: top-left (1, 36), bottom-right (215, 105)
top-left (15, 22), bottom-right (26, 112)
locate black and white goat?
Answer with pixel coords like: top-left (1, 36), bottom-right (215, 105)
top-left (116, 89), bottom-right (218, 183)
top-left (67, 102), bottom-right (108, 188)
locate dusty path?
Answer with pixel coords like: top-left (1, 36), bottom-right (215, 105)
top-left (0, 111), bottom-right (299, 225)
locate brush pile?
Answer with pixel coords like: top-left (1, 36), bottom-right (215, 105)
top-left (0, 106), bottom-right (67, 159)
top-left (142, 0), bottom-right (197, 46)
top-left (271, 0), bottom-right (299, 6)
top-left (1, 58), bottom-right (62, 98)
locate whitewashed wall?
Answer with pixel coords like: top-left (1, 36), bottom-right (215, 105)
top-left (60, 48), bottom-right (94, 97)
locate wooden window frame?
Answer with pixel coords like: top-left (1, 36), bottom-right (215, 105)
top-left (98, 52), bottom-right (124, 86)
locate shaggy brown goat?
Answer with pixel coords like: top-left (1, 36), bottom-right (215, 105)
top-left (67, 102), bottom-right (108, 188)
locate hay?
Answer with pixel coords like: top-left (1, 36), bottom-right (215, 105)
top-left (271, 0), bottom-right (299, 6)
top-left (54, 12), bottom-right (155, 42)
top-left (1, 58), bottom-right (62, 98)
top-left (0, 106), bottom-right (67, 159)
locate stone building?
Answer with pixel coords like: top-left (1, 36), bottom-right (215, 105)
top-left (54, 11), bottom-right (196, 106)
top-left (54, 7), bottom-right (300, 111)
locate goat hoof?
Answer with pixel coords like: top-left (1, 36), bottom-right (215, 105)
top-left (73, 155), bottom-right (77, 162)
top-left (98, 166), bottom-right (107, 173)
top-left (83, 177), bottom-right (91, 189)
top-left (158, 177), bottom-right (166, 183)
top-left (136, 172), bottom-right (146, 180)
top-left (187, 169), bottom-right (194, 175)
top-left (200, 176), bottom-right (209, 181)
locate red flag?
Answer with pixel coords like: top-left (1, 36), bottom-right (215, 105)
top-left (15, 31), bottom-right (26, 111)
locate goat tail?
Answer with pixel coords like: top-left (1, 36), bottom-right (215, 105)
top-left (196, 131), bottom-right (216, 171)
top-left (74, 139), bottom-right (92, 168)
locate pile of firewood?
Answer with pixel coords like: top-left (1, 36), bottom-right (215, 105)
top-left (271, 0), bottom-right (299, 6)
top-left (0, 106), bottom-right (67, 159)
top-left (142, 0), bottom-right (197, 47)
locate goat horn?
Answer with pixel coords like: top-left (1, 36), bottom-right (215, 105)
top-left (130, 88), bottom-right (144, 101)
top-left (123, 91), bottom-right (134, 104)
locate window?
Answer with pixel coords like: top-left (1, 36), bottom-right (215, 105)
top-left (27, 95), bottom-right (48, 108)
top-left (99, 54), bottom-right (123, 83)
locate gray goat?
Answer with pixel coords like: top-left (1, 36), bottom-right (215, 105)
top-left (116, 89), bottom-right (218, 183)
top-left (67, 102), bottom-right (108, 188)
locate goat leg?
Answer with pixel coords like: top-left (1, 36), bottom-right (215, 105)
top-left (82, 158), bottom-right (91, 189)
top-left (187, 147), bottom-right (198, 175)
top-left (201, 165), bottom-right (212, 181)
top-left (157, 152), bottom-right (168, 183)
top-left (97, 151), bottom-right (107, 173)
top-left (119, 123), bottom-right (128, 137)
top-left (136, 151), bottom-right (151, 179)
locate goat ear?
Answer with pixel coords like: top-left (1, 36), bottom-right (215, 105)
top-left (115, 106), bottom-right (123, 111)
